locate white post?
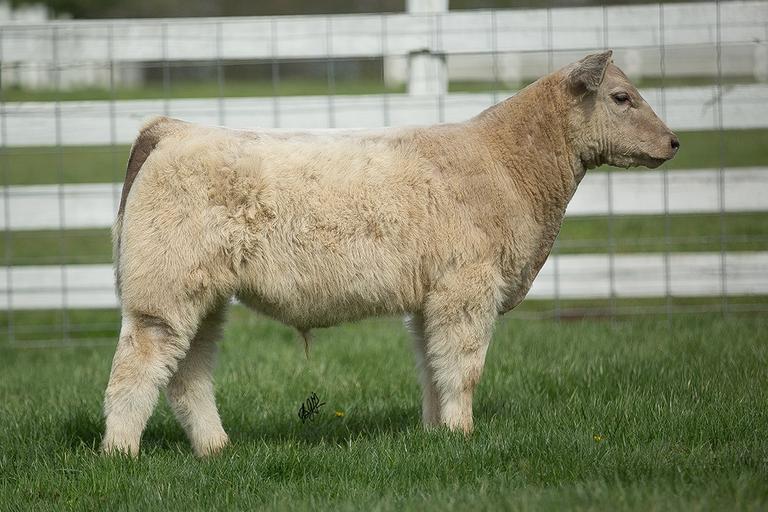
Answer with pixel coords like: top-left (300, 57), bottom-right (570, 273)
top-left (407, 0), bottom-right (448, 96)
top-left (754, 42), bottom-right (768, 83)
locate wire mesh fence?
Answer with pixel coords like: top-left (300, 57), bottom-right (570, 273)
top-left (1, 0), bottom-right (767, 345)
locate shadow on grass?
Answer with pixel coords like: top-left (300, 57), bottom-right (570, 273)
top-left (230, 404), bottom-right (420, 445)
top-left (58, 409), bottom-right (104, 451)
top-left (59, 408), bottom-right (188, 454)
top-left (58, 403), bottom-right (432, 454)
top-left (218, 397), bottom-right (511, 447)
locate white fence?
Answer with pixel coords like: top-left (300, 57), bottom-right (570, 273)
top-left (1, 1), bottom-right (767, 327)
top-left (3, 252), bottom-right (767, 310)
top-left (2, 1), bottom-right (767, 90)
top-left (3, 83), bottom-right (768, 146)
top-left (3, 3), bottom-right (765, 61)
top-left (2, 168), bottom-right (766, 231)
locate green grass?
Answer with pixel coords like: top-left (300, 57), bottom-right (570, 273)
top-left (510, 295), bottom-right (768, 319)
top-left (603, 128), bottom-right (768, 173)
top-left (0, 229), bottom-right (113, 266)
top-left (1, 213), bottom-right (765, 266)
top-left (3, 76), bottom-right (755, 102)
top-left (1, 79), bottom-right (406, 102)
top-left (451, 75), bottom-right (757, 93)
top-left (2, 296), bottom-right (768, 345)
top-left (0, 145), bottom-right (128, 186)
top-left (2, 129), bottom-right (766, 186)
top-left (557, 212), bottom-right (768, 254)
top-left (1, 311), bottom-right (766, 510)
top-left (0, 308), bottom-right (122, 344)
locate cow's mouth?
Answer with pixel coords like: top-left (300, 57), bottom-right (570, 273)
top-left (642, 156), bottom-right (668, 169)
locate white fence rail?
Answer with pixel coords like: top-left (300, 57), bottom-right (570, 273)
top-left (2, 2), bottom-right (765, 62)
top-left (2, 168), bottom-right (766, 231)
top-left (4, 84), bottom-right (768, 147)
top-left (2, 252), bottom-right (766, 309)
top-left (2, 1), bottom-right (767, 91)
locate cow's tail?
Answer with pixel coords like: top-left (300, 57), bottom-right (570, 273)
top-left (113, 116), bottom-right (173, 297)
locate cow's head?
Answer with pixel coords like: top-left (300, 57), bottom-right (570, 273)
top-left (565, 50), bottom-right (679, 169)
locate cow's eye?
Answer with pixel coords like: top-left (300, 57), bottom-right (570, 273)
top-left (612, 92), bottom-right (630, 105)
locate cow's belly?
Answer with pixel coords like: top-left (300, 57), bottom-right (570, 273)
top-left (233, 230), bottom-right (425, 329)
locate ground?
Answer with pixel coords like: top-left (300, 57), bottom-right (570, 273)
top-left (1, 309), bottom-right (766, 510)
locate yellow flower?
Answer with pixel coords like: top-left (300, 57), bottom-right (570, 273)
top-left (335, 410), bottom-right (345, 417)
top-left (593, 434), bottom-right (604, 442)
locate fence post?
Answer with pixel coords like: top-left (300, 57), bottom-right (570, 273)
top-left (407, 0), bottom-right (447, 95)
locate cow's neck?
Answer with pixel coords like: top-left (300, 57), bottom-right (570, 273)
top-left (474, 76), bottom-right (583, 224)
top-left (472, 76), bottom-right (587, 311)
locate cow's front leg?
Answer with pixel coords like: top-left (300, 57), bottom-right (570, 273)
top-left (405, 313), bottom-right (441, 427)
top-left (422, 266), bottom-right (500, 433)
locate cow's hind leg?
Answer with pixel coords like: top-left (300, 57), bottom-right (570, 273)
top-left (165, 305), bottom-right (229, 457)
top-left (102, 310), bottom-right (197, 457)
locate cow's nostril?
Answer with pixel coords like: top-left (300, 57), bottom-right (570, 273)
top-left (671, 137), bottom-right (680, 150)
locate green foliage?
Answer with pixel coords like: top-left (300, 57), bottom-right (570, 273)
top-left (1, 313), bottom-right (766, 509)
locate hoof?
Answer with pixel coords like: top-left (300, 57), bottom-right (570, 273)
top-left (193, 432), bottom-right (230, 457)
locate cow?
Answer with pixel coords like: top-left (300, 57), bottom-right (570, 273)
top-left (102, 51), bottom-right (679, 456)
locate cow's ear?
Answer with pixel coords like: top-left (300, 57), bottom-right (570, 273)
top-left (567, 50), bottom-right (612, 93)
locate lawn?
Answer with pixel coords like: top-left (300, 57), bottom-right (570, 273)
top-left (2, 76), bottom-right (754, 102)
top-left (0, 79), bottom-right (405, 102)
top-left (1, 310), bottom-right (766, 510)
top-left (2, 129), bottom-right (767, 186)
